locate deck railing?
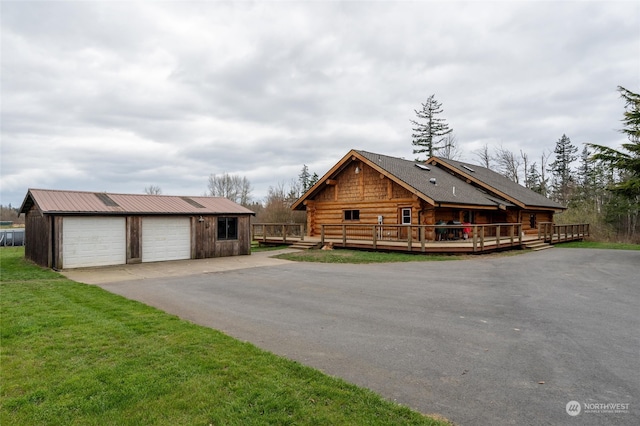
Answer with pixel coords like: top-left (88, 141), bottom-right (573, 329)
top-left (252, 223), bottom-right (305, 244)
top-left (252, 222), bottom-right (589, 252)
top-left (538, 222), bottom-right (590, 242)
top-left (319, 223), bottom-right (523, 253)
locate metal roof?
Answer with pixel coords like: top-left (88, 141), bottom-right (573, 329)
top-left (19, 189), bottom-right (255, 216)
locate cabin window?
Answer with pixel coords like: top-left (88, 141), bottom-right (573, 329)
top-left (463, 211), bottom-right (476, 223)
top-left (529, 214), bottom-right (537, 230)
top-left (217, 217), bottom-right (238, 240)
top-left (344, 210), bottom-right (360, 221)
top-left (402, 208), bottom-right (411, 224)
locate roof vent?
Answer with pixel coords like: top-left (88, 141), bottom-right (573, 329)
top-left (430, 178), bottom-right (437, 185)
top-left (415, 164), bottom-right (431, 171)
top-left (462, 165), bottom-right (476, 173)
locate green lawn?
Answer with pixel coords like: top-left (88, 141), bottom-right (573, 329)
top-left (0, 247), bottom-right (448, 426)
top-left (555, 241), bottom-right (640, 250)
top-left (273, 249), bottom-right (462, 264)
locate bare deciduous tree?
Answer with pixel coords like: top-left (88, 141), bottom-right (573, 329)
top-left (258, 182), bottom-right (305, 223)
top-left (473, 143), bottom-right (493, 169)
top-left (495, 145), bottom-right (521, 183)
top-left (207, 173), bottom-right (253, 206)
top-left (520, 150), bottom-right (530, 188)
top-left (144, 185), bottom-right (162, 195)
top-left (439, 133), bottom-right (463, 160)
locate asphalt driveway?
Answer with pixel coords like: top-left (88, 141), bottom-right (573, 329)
top-left (93, 249), bottom-right (639, 425)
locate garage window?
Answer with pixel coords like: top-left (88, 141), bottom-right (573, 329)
top-left (217, 217), bottom-right (238, 240)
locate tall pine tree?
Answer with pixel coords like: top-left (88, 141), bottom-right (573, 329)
top-left (548, 134), bottom-right (578, 205)
top-left (411, 94), bottom-right (453, 160)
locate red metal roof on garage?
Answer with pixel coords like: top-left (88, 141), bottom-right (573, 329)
top-left (19, 189), bottom-right (255, 215)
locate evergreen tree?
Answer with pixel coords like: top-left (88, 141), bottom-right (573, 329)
top-left (310, 172), bottom-right (319, 188)
top-left (589, 86), bottom-right (640, 199)
top-left (588, 86), bottom-right (640, 237)
top-left (299, 165), bottom-right (311, 192)
top-left (411, 94), bottom-right (453, 160)
top-left (548, 134), bottom-right (578, 205)
top-left (525, 163), bottom-right (543, 194)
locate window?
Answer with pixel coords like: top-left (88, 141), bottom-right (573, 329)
top-left (529, 214), bottom-right (537, 230)
top-left (344, 210), bottom-right (360, 221)
top-left (217, 217), bottom-right (238, 240)
top-left (463, 211), bottom-right (476, 223)
top-left (402, 208), bottom-right (411, 224)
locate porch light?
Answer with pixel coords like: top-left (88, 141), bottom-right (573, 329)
top-left (355, 166), bottom-right (361, 174)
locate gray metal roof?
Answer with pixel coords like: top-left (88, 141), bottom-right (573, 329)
top-left (436, 157), bottom-right (565, 209)
top-left (356, 151), bottom-right (513, 207)
top-left (19, 189), bottom-right (255, 215)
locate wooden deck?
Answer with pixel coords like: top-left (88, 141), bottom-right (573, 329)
top-left (252, 222), bottom-right (590, 254)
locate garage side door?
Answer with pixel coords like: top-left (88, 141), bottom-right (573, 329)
top-left (63, 217), bottom-right (126, 268)
top-left (142, 217), bottom-right (191, 262)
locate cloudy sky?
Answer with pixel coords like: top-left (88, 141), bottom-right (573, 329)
top-left (1, 1), bottom-right (638, 208)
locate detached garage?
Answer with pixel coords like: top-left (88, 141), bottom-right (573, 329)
top-left (19, 189), bottom-right (255, 269)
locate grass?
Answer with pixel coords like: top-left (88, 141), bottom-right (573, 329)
top-left (250, 243), bottom-right (291, 252)
top-left (273, 248), bottom-right (462, 264)
top-left (555, 240), bottom-right (640, 250)
top-left (0, 247), bottom-right (449, 426)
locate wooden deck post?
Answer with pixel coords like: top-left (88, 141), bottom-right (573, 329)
top-left (509, 224), bottom-right (514, 246)
top-left (372, 225), bottom-right (377, 250)
top-left (321, 225), bottom-right (325, 245)
top-left (282, 224), bottom-right (287, 244)
top-left (480, 226), bottom-right (485, 251)
top-left (518, 224), bottom-right (522, 246)
top-left (420, 226), bottom-right (426, 253)
top-left (496, 225), bottom-right (501, 247)
top-left (472, 226), bottom-right (478, 252)
top-left (342, 225), bottom-right (347, 246)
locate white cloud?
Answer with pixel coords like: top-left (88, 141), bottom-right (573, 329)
top-left (1, 1), bottom-right (638, 207)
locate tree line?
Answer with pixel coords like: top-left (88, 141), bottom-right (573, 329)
top-left (139, 87), bottom-right (638, 241)
top-left (411, 87), bottom-right (639, 241)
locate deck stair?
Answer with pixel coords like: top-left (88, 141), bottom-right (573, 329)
top-left (523, 240), bottom-right (553, 251)
top-left (289, 241), bottom-right (323, 250)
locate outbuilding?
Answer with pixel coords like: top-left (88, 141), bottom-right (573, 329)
top-left (19, 189), bottom-right (255, 269)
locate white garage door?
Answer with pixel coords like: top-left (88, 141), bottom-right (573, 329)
top-left (63, 217), bottom-right (126, 268)
top-left (142, 217), bottom-right (191, 262)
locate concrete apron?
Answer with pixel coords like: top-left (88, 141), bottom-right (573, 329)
top-left (61, 249), bottom-right (297, 285)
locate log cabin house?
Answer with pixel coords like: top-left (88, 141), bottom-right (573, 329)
top-left (19, 189), bottom-right (254, 269)
top-left (291, 150), bottom-right (566, 241)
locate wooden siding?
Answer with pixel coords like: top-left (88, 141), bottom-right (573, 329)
top-left (126, 216), bottom-right (142, 263)
top-left (23, 209), bottom-right (252, 268)
top-left (25, 206), bottom-right (51, 267)
top-left (194, 216), bottom-right (217, 259)
top-left (214, 216), bottom-right (251, 257)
